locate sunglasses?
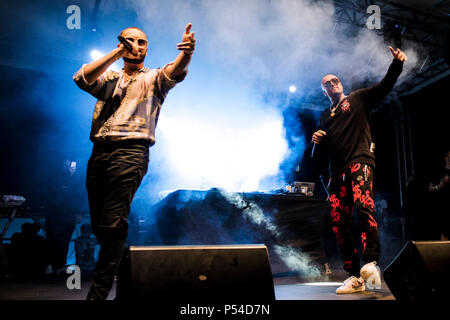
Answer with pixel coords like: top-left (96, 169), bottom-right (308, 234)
top-left (322, 78), bottom-right (340, 88)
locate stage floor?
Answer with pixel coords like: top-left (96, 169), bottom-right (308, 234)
top-left (0, 270), bottom-right (394, 300)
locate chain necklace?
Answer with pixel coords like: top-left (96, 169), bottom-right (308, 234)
top-left (330, 95), bottom-right (347, 117)
top-left (122, 66), bottom-right (145, 82)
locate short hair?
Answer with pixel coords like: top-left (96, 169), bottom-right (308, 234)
top-left (120, 27), bottom-right (146, 37)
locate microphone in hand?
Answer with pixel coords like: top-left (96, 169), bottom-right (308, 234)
top-left (117, 36), bottom-right (136, 55)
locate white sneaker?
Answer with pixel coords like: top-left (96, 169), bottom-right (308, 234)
top-left (360, 261), bottom-right (380, 279)
top-left (360, 261), bottom-right (381, 289)
top-left (336, 276), bottom-right (365, 294)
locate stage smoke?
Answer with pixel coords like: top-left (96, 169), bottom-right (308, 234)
top-left (274, 245), bottom-right (321, 278)
top-left (220, 190), bottom-right (281, 237)
top-left (220, 190), bottom-right (322, 278)
top-left (121, 0), bottom-right (420, 197)
top-left (129, 0), bottom-right (419, 93)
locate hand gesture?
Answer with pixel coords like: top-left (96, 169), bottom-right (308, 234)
top-left (177, 23), bottom-right (196, 55)
top-left (312, 130), bottom-right (327, 145)
top-left (389, 46), bottom-right (407, 62)
top-left (118, 42), bottom-right (139, 57)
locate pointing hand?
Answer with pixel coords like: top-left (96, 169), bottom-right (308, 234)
top-left (177, 23), bottom-right (196, 55)
top-left (389, 46), bottom-right (407, 62)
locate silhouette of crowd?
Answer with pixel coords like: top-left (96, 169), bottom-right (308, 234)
top-left (8, 222), bottom-right (48, 280)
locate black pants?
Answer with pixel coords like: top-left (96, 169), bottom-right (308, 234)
top-left (328, 163), bottom-right (380, 277)
top-left (85, 140), bottom-right (149, 300)
top-left (45, 207), bottom-right (76, 271)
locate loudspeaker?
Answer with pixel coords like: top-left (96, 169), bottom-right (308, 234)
top-left (117, 244), bottom-right (275, 301)
top-left (384, 241), bottom-right (450, 301)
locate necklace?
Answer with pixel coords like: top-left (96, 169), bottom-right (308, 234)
top-left (330, 95), bottom-right (347, 117)
top-left (122, 67), bottom-right (144, 86)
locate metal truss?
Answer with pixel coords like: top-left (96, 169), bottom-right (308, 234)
top-left (297, 1), bottom-right (450, 209)
top-left (333, 0), bottom-right (448, 47)
top-left (332, 0), bottom-right (450, 96)
top-left (299, 0), bottom-right (449, 110)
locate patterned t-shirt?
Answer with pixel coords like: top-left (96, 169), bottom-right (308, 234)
top-left (73, 63), bottom-right (186, 146)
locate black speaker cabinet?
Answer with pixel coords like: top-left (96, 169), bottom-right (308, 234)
top-left (384, 241), bottom-right (450, 301)
top-left (117, 244), bottom-right (275, 301)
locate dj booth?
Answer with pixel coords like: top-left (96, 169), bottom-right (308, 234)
top-left (148, 189), bottom-right (333, 276)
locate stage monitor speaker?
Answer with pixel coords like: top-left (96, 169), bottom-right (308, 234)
top-left (117, 244), bottom-right (275, 301)
top-left (384, 241), bottom-right (450, 301)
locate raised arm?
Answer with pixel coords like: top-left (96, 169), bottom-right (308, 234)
top-left (164, 23), bottom-right (196, 79)
top-left (82, 44), bottom-right (130, 84)
top-left (360, 46), bottom-right (407, 109)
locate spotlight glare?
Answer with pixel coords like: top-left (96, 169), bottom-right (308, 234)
top-left (158, 113), bottom-right (288, 192)
top-left (289, 85), bottom-right (296, 93)
top-left (90, 49), bottom-right (103, 61)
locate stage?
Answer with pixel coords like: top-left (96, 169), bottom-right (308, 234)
top-left (0, 270), bottom-right (394, 301)
top-left (1, 0), bottom-right (450, 310)
top-left (0, 189), bottom-right (402, 302)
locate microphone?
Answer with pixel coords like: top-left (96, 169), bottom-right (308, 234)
top-left (311, 130), bottom-right (327, 158)
top-left (319, 174), bottom-right (329, 197)
top-left (117, 35), bottom-right (134, 53)
top-left (311, 143), bottom-right (316, 158)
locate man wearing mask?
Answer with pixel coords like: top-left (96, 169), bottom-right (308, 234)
top-left (73, 23), bottom-right (195, 300)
